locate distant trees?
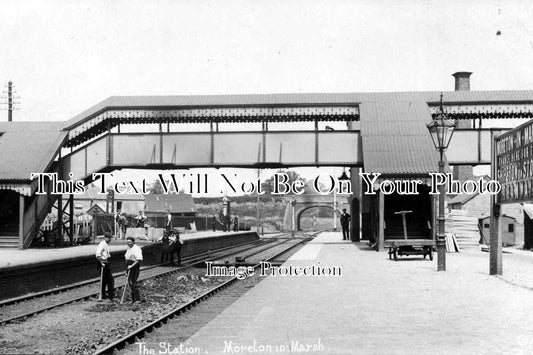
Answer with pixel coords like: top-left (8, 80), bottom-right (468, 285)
top-left (149, 180), bottom-right (165, 194)
top-left (260, 170), bottom-right (307, 195)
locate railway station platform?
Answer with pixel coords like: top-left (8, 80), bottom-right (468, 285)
top-left (0, 230), bottom-right (257, 269)
top-left (184, 232), bottom-right (533, 354)
top-left (0, 231), bottom-right (258, 300)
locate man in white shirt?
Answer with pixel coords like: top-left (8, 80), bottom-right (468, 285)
top-left (95, 233), bottom-right (114, 302)
top-left (165, 209), bottom-right (172, 232)
top-left (125, 236), bottom-right (143, 303)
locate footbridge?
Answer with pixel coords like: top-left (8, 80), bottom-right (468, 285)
top-left (2, 89), bottom-right (533, 248)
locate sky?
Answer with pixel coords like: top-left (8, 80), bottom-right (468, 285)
top-left (1, 0), bottom-right (533, 192)
top-left (2, 0), bottom-right (532, 122)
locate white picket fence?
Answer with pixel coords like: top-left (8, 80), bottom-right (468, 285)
top-left (40, 214), bottom-right (93, 236)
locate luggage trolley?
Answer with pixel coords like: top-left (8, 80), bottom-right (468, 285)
top-left (385, 210), bottom-right (434, 261)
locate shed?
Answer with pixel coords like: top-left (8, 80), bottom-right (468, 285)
top-left (69, 185), bottom-right (145, 216)
top-left (479, 215), bottom-right (516, 246)
top-left (86, 204), bottom-right (106, 217)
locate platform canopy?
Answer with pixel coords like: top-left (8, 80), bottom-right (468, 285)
top-left (0, 122), bottom-right (67, 195)
top-left (359, 101), bottom-right (440, 177)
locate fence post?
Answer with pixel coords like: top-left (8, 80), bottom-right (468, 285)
top-left (91, 220), bottom-right (96, 243)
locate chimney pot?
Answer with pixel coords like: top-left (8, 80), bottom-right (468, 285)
top-left (452, 72), bottom-right (472, 91)
top-left (451, 71), bottom-right (474, 180)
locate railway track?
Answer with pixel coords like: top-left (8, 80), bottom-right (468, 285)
top-left (0, 239), bottom-right (265, 308)
top-left (96, 232), bottom-right (316, 355)
top-left (0, 237), bottom-right (289, 326)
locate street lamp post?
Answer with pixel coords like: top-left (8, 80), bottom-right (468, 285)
top-left (290, 199), bottom-right (296, 237)
top-left (426, 93), bottom-right (456, 272)
top-left (336, 168), bottom-right (350, 234)
top-left (256, 169), bottom-right (261, 234)
top-left (222, 196), bottom-right (230, 232)
top-left (333, 187), bottom-right (337, 231)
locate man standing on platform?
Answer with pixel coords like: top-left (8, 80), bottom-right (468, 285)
top-left (120, 212), bottom-right (128, 238)
top-left (165, 209), bottom-right (172, 232)
top-left (135, 210), bottom-right (146, 228)
top-left (219, 211), bottom-right (225, 231)
top-left (115, 211), bottom-right (128, 239)
top-left (233, 215), bottom-right (239, 232)
top-left (225, 214), bottom-right (231, 232)
top-left (340, 208), bottom-right (351, 241)
top-left (125, 237), bottom-right (143, 303)
top-left (95, 232), bottom-right (114, 302)
top-left (114, 211), bottom-right (121, 239)
top-left (212, 215), bottom-right (217, 231)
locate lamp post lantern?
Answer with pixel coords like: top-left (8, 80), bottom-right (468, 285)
top-left (338, 168), bottom-right (350, 182)
top-left (426, 93), bottom-right (456, 271)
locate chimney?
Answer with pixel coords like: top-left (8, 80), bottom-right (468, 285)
top-left (452, 72), bottom-right (472, 131)
top-left (452, 72), bottom-right (472, 91)
top-left (452, 71), bottom-right (474, 181)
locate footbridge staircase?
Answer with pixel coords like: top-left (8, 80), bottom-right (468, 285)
top-left (0, 122), bottom-right (67, 249)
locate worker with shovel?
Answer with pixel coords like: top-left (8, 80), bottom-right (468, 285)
top-left (95, 232), bottom-right (114, 302)
top-left (124, 236), bottom-right (143, 304)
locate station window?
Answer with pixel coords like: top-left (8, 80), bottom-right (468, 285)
top-left (508, 224), bottom-right (514, 233)
top-left (215, 122), bottom-right (263, 132)
top-left (268, 122), bottom-right (315, 131)
top-left (484, 223), bottom-right (489, 228)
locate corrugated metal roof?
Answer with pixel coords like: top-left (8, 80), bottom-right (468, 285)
top-left (447, 175), bottom-right (491, 205)
top-left (360, 101), bottom-right (440, 176)
top-left (0, 122), bottom-right (67, 181)
top-left (64, 90), bottom-right (533, 129)
top-left (448, 193), bottom-right (476, 205)
top-left (143, 194), bottom-right (197, 214)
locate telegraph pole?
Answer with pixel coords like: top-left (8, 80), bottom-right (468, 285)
top-left (2, 81), bottom-right (19, 121)
top-left (256, 139), bottom-right (262, 235)
top-left (257, 168), bottom-right (260, 234)
top-left (8, 81), bottom-right (13, 122)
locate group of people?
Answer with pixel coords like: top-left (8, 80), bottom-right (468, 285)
top-left (212, 213), bottom-right (239, 232)
top-left (95, 233), bottom-right (143, 303)
top-left (115, 210), bottom-right (148, 240)
top-left (161, 229), bottom-right (183, 266)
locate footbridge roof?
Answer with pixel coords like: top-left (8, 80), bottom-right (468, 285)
top-left (63, 90), bottom-right (533, 130)
top-left (0, 122), bottom-right (67, 183)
